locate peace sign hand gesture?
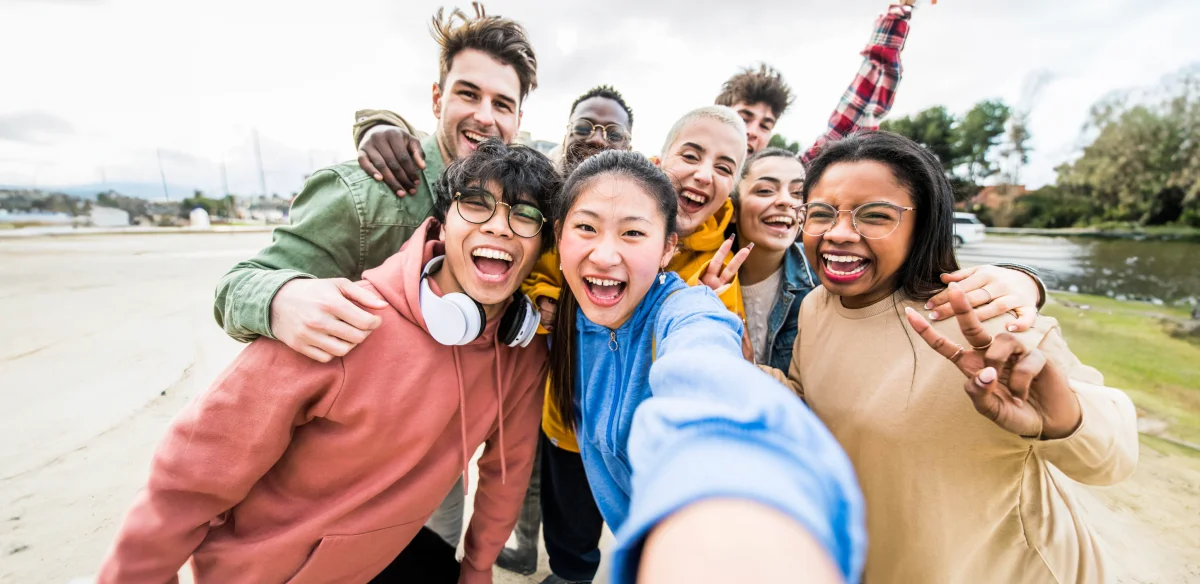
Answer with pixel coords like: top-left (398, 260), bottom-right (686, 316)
top-left (699, 235), bottom-right (752, 297)
top-left (904, 283), bottom-right (1082, 440)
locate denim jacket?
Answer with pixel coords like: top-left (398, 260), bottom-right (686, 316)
top-left (761, 243), bottom-right (820, 371)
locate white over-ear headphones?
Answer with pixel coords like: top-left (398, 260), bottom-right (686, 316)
top-left (419, 256), bottom-right (540, 348)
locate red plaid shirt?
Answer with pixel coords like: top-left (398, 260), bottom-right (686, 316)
top-left (802, 4), bottom-right (913, 165)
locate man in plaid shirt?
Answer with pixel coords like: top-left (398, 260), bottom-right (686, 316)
top-left (715, 1), bottom-right (915, 163)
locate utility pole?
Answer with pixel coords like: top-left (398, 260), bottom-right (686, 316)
top-left (252, 129), bottom-right (268, 197)
top-left (156, 149), bottom-right (170, 200)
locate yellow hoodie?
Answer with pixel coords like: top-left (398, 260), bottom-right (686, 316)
top-left (522, 200), bottom-right (745, 452)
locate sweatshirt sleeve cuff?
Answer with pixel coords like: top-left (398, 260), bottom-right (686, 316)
top-left (610, 434), bottom-right (863, 584)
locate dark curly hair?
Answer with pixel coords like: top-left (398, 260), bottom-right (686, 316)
top-left (431, 2), bottom-right (538, 103)
top-left (432, 138), bottom-right (562, 252)
top-left (547, 150), bottom-right (677, 431)
top-left (802, 131), bottom-right (960, 302)
top-left (569, 84), bottom-right (634, 129)
top-left (714, 63), bottom-right (794, 119)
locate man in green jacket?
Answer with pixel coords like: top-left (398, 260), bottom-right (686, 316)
top-left (213, 4), bottom-right (537, 364)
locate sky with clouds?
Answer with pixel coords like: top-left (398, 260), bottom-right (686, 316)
top-left (1, 0), bottom-right (1197, 198)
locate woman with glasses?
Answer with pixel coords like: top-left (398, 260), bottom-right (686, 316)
top-left (763, 131), bottom-right (1139, 583)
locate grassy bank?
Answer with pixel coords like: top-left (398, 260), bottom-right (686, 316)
top-left (1044, 292), bottom-right (1200, 453)
top-left (986, 225), bottom-right (1200, 241)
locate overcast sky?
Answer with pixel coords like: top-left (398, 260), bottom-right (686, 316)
top-left (1, 0), bottom-right (1197, 198)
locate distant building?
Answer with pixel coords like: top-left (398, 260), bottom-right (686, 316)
top-left (516, 130), bottom-right (558, 156)
top-left (971, 185), bottom-right (1030, 209)
top-left (189, 207), bottom-right (211, 229)
top-left (90, 206), bottom-right (130, 227)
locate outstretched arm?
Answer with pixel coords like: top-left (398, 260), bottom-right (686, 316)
top-left (801, 2), bottom-right (914, 165)
top-left (611, 288), bottom-right (865, 584)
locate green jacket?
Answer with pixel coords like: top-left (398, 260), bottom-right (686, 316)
top-left (213, 134), bottom-right (446, 342)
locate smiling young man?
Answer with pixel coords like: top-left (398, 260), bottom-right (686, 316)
top-left (210, 2), bottom-right (538, 557)
top-left (100, 141), bottom-right (559, 584)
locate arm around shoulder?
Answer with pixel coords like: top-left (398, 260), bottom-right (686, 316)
top-left (213, 168), bottom-right (365, 342)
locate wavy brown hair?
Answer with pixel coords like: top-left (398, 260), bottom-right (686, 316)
top-left (714, 63), bottom-right (794, 119)
top-left (431, 2), bottom-right (539, 103)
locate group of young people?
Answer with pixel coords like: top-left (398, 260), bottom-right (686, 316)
top-left (97, 2), bottom-right (1140, 583)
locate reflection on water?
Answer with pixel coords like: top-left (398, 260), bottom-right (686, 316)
top-left (957, 235), bottom-right (1200, 306)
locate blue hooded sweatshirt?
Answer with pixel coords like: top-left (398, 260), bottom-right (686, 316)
top-left (570, 272), bottom-right (866, 583)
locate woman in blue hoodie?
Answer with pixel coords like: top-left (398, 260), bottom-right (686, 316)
top-left (545, 149), bottom-right (865, 584)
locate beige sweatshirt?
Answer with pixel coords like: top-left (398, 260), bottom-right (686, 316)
top-left (764, 288), bottom-right (1139, 584)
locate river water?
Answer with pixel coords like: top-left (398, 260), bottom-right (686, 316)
top-left (956, 234), bottom-right (1200, 306)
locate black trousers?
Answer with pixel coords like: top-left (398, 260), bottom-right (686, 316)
top-left (541, 431), bottom-right (604, 582)
top-left (370, 526), bottom-right (460, 583)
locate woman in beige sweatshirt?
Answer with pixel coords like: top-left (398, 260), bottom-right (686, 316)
top-left (766, 131), bottom-right (1139, 583)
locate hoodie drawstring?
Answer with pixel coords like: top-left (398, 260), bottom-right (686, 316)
top-left (452, 347), bottom-right (470, 496)
top-left (451, 337), bottom-right (510, 497)
top-left (493, 334), bottom-right (508, 486)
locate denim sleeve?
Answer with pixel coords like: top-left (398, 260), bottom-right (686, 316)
top-left (213, 169), bottom-right (364, 342)
top-left (611, 287), bottom-right (866, 584)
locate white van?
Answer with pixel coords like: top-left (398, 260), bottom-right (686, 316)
top-left (953, 212), bottom-right (986, 247)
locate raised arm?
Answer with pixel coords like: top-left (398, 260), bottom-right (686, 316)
top-left (96, 341), bottom-right (345, 583)
top-left (213, 169), bottom-right (385, 359)
top-left (610, 287), bottom-right (865, 584)
top-left (801, 2), bottom-right (913, 165)
top-left (352, 109), bottom-right (427, 197)
top-left (460, 363), bottom-right (547, 584)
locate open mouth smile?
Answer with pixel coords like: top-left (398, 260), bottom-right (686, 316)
top-left (471, 246), bottom-right (514, 283)
top-left (582, 275), bottom-right (627, 308)
top-left (820, 252), bottom-right (870, 284)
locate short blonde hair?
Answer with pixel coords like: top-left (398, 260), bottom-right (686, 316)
top-left (659, 106), bottom-right (748, 171)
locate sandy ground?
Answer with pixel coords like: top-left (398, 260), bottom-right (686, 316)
top-left (0, 232), bottom-right (1196, 583)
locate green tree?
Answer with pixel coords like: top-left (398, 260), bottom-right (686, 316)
top-left (1057, 68), bottom-right (1200, 226)
top-left (955, 99), bottom-right (1012, 186)
top-left (882, 100), bottom-right (1012, 201)
top-left (768, 133), bottom-right (801, 154)
top-left (881, 105), bottom-right (957, 168)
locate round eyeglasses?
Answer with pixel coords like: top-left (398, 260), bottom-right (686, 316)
top-left (799, 201), bottom-right (915, 240)
top-left (453, 189), bottom-right (546, 238)
top-left (567, 120), bottom-right (630, 145)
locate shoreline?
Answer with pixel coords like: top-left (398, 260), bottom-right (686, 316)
top-left (986, 226), bottom-right (1200, 242)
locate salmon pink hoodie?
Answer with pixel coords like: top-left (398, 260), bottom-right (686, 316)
top-left (97, 219), bottom-right (547, 584)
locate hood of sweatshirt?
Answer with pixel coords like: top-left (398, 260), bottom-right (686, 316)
top-left (680, 198), bottom-right (735, 254)
top-left (362, 217), bottom-right (515, 493)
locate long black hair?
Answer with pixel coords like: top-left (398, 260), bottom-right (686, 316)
top-left (802, 130), bottom-right (960, 301)
top-left (547, 150), bottom-right (678, 431)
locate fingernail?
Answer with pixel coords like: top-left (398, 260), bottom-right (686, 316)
top-left (979, 367), bottom-right (997, 383)
top-left (1007, 325), bottom-right (1017, 332)
top-left (397, 190), bottom-right (405, 196)
top-left (928, 311), bottom-right (939, 320)
top-left (374, 174), bottom-right (382, 180)
top-left (746, 242), bottom-right (755, 249)
top-left (924, 302), bottom-right (933, 309)
top-left (409, 189), bottom-right (417, 195)
top-left (949, 282), bottom-right (959, 290)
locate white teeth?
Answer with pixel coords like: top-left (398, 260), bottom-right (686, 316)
top-left (681, 191), bottom-right (706, 204)
top-left (827, 264), bottom-right (868, 276)
top-left (822, 253), bottom-right (863, 263)
top-left (764, 216), bottom-right (794, 226)
top-left (464, 130), bottom-right (488, 143)
top-left (472, 248), bottom-right (513, 262)
top-left (585, 276), bottom-right (623, 287)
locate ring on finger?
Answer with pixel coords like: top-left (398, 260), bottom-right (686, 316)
top-left (971, 336), bottom-right (994, 351)
top-left (950, 345), bottom-right (966, 363)
top-left (980, 286), bottom-right (994, 304)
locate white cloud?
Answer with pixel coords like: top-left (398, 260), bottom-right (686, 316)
top-left (0, 0), bottom-right (1195, 194)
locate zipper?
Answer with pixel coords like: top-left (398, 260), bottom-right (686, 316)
top-left (606, 328), bottom-right (624, 455)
